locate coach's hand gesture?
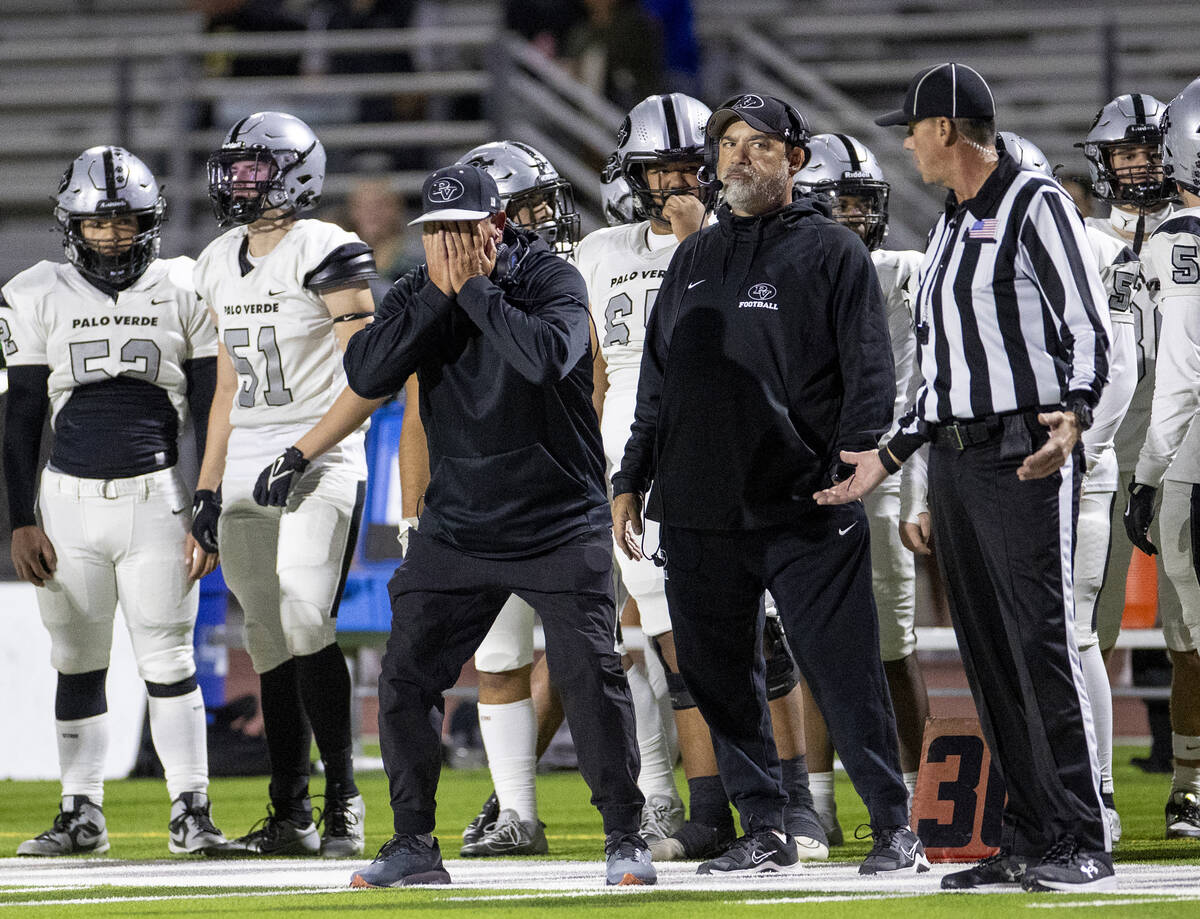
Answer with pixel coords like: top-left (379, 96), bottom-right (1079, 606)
top-left (611, 492), bottom-right (645, 560)
top-left (1017, 411), bottom-right (1080, 481)
top-left (813, 449), bottom-right (889, 505)
top-left (423, 225), bottom-right (454, 297)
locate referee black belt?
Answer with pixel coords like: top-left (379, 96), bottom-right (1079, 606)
top-left (927, 407), bottom-right (1058, 452)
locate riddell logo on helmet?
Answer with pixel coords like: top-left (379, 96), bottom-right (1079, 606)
top-left (736, 95), bottom-right (765, 110)
top-left (429, 179), bottom-right (464, 203)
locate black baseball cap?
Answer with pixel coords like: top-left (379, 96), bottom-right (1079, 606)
top-left (875, 62), bottom-right (996, 127)
top-left (409, 164), bottom-right (502, 225)
top-left (706, 93), bottom-right (810, 146)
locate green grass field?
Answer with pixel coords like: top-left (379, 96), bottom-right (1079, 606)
top-left (1, 747), bottom-right (1197, 918)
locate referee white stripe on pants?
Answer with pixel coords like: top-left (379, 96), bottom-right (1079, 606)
top-left (928, 413), bottom-right (1110, 854)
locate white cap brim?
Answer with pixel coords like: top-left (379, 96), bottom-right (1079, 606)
top-left (408, 208), bottom-right (494, 225)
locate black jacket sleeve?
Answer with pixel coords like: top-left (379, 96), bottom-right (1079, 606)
top-left (454, 257), bottom-right (591, 385)
top-left (183, 356), bottom-right (217, 467)
top-left (342, 268), bottom-right (454, 399)
top-left (4, 364), bottom-right (50, 529)
top-left (611, 239), bottom-right (688, 497)
top-left (827, 231), bottom-right (896, 455)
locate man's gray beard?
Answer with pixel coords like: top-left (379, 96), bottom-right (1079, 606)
top-left (721, 160), bottom-right (792, 213)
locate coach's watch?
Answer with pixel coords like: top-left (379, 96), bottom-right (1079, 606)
top-left (1066, 396), bottom-right (1094, 432)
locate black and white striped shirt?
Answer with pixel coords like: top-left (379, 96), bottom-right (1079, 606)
top-left (887, 154), bottom-right (1111, 462)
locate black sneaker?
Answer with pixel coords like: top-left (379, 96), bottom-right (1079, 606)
top-left (649, 820), bottom-right (736, 861)
top-left (1021, 836), bottom-right (1115, 892)
top-left (697, 829), bottom-right (798, 875)
top-left (857, 824), bottom-right (930, 875)
top-left (350, 833), bottom-right (451, 887)
top-left (205, 805), bottom-right (319, 857)
top-left (1165, 790), bottom-right (1200, 839)
top-left (940, 849), bottom-right (1028, 889)
top-left (461, 791), bottom-right (500, 847)
top-left (460, 808), bottom-right (548, 857)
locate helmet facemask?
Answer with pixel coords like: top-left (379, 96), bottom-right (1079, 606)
top-left (1095, 138), bottom-right (1172, 208)
top-left (505, 180), bottom-right (581, 256)
top-left (804, 178), bottom-right (889, 250)
top-left (57, 202), bottom-right (164, 288)
top-left (206, 147), bottom-right (297, 227)
top-left (623, 156), bottom-right (708, 223)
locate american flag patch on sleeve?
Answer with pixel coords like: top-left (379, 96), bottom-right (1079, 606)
top-left (967, 218), bottom-right (998, 241)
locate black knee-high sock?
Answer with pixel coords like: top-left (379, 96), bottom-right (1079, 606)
top-left (295, 642), bottom-right (358, 799)
top-left (259, 658), bottom-right (312, 819)
top-left (781, 754), bottom-right (815, 818)
top-left (687, 774), bottom-right (733, 832)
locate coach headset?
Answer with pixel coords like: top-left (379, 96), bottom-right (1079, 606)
top-left (697, 93), bottom-right (811, 190)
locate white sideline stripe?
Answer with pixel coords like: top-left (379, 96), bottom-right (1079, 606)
top-left (0, 888), bottom-right (340, 908)
top-left (741, 893), bottom-right (929, 904)
top-left (1025, 897), bottom-right (1200, 909)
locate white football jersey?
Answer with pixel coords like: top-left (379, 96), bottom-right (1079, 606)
top-left (1080, 226), bottom-right (1139, 492)
top-left (1086, 204), bottom-right (1173, 469)
top-left (577, 220), bottom-right (680, 467)
top-left (1135, 206), bottom-right (1200, 486)
top-left (871, 248), bottom-right (923, 442)
top-left (0, 257), bottom-right (216, 428)
top-left (194, 219), bottom-right (366, 430)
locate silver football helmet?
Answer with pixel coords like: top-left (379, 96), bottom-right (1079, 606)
top-left (1163, 77), bottom-right (1200, 197)
top-left (1077, 93), bottom-right (1171, 207)
top-left (206, 111), bottom-right (325, 227)
top-left (792, 133), bottom-right (889, 250)
top-left (55, 145), bottom-right (165, 287)
top-left (600, 152), bottom-right (634, 225)
top-left (456, 140), bottom-right (580, 255)
top-left (615, 92), bottom-right (711, 222)
top-left (996, 131), bottom-right (1053, 178)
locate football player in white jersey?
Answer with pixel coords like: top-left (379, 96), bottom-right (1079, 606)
top-left (393, 140), bottom-right (587, 857)
top-left (1078, 94), bottom-right (1182, 673)
top-left (580, 93), bottom-right (827, 862)
top-left (1124, 77), bottom-right (1200, 840)
top-left (792, 134), bottom-right (929, 841)
top-left (191, 112), bottom-right (383, 858)
top-left (1, 146), bottom-right (225, 855)
top-left (996, 130), bottom-right (1140, 842)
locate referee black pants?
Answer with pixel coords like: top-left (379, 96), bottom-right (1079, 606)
top-left (377, 527), bottom-right (643, 837)
top-left (661, 502), bottom-right (910, 834)
top-left (929, 416), bottom-right (1109, 854)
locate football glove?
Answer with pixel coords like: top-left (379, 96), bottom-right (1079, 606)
top-left (1123, 481), bottom-right (1158, 556)
top-left (253, 446), bottom-right (309, 507)
top-left (191, 488), bottom-right (222, 553)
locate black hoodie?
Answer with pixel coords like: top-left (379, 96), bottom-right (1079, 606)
top-left (612, 197), bottom-right (895, 529)
top-left (343, 225), bottom-right (608, 557)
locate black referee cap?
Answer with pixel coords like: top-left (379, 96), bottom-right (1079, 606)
top-left (875, 62), bottom-right (996, 127)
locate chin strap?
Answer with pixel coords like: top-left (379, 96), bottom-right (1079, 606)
top-left (1132, 211), bottom-right (1146, 256)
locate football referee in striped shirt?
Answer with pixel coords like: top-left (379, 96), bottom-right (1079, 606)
top-left (815, 63), bottom-right (1116, 893)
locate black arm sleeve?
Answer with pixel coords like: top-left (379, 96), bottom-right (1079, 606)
top-left (304, 242), bottom-right (379, 293)
top-left (183, 356), bottom-right (217, 466)
top-left (4, 364), bottom-right (50, 529)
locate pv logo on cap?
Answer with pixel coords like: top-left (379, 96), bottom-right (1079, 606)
top-left (748, 282), bottom-right (776, 301)
top-left (429, 178), bottom-right (465, 203)
top-left (736, 95), bottom-right (765, 110)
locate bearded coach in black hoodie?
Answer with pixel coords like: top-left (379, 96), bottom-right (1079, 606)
top-left (612, 96), bottom-right (925, 876)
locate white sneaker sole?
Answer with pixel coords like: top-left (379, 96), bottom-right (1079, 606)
top-left (1026, 874), bottom-right (1117, 892)
top-left (794, 836), bottom-right (830, 861)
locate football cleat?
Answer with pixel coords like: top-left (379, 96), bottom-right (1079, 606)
top-left (1021, 836), bottom-right (1116, 892)
top-left (857, 824), bottom-right (930, 875)
top-left (317, 793), bottom-right (365, 858)
top-left (639, 794), bottom-right (686, 844)
top-left (168, 792), bottom-right (226, 854)
top-left (206, 804), bottom-right (319, 857)
top-left (649, 819), bottom-right (736, 861)
top-left (17, 796), bottom-right (109, 856)
top-left (697, 829), bottom-right (798, 875)
top-left (940, 849), bottom-right (1028, 889)
top-left (461, 791), bottom-right (500, 847)
top-left (350, 834), bottom-right (451, 887)
top-left (604, 831), bottom-right (656, 886)
top-left (460, 808), bottom-right (548, 857)
top-left (1165, 790), bottom-right (1200, 838)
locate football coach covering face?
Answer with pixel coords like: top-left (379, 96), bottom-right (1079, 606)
top-left (612, 94), bottom-right (925, 876)
top-left (816, 64), bottom-right (1115, 892)
top-left (341, 164), bottom-right (653, 888)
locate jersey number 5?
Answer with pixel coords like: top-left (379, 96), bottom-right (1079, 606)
top-left (1171, 244), bottom-right (1200, 284)
top-left (224, 326), bottom-right (293, 408)
top-left (70, 338), bottom-right (161, 384)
